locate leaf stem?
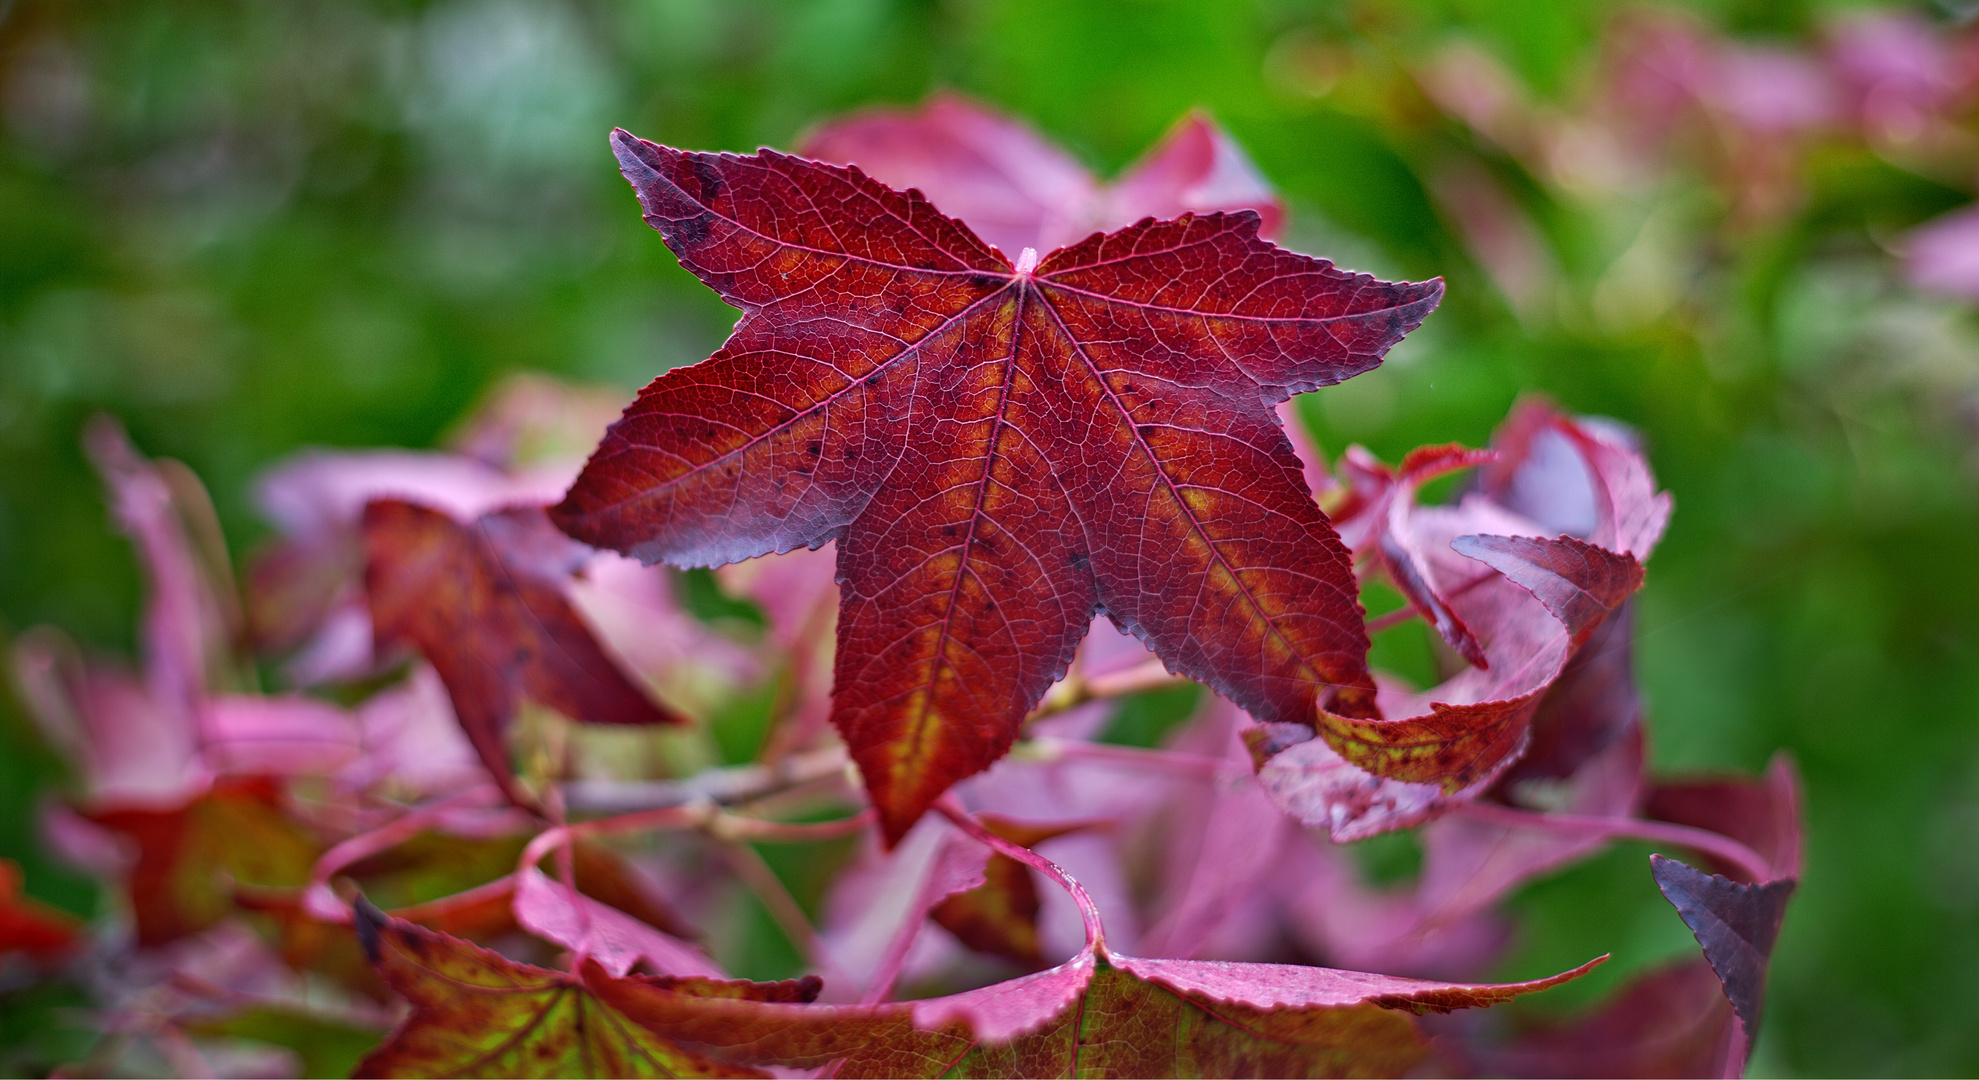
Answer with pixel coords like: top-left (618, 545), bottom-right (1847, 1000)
top-left (302, 784), bottom-right (501, 921)
top-left (935, 796), bottom-right (1106, 951)
top-left (1451, 801), bottom-right (1777, 883)
top-left (560, 745), bottom-right (852, 815)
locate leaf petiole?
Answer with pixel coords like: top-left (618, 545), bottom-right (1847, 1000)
top-left (1450, 801), bottom-right (1777, 884)
top-left (935, 796), bottom-right (1106, 951)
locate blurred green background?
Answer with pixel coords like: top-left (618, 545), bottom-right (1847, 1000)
top-left (3, 0), bottom-right (1976, 1074)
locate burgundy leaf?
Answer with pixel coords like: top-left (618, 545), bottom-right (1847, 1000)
top-left (1645, 754), bottom-right (1804, 882)
top-left (1450, 534), bottom-right (1644, 645)
top-left (1311, 536), bottom-right (1642, 793)
top-left (553, 130), bottom-right (1440, 841)
top-left (1459, 960), bottom-right (1744, 1079)
top-left (1499, 600), bottom-right (1644, 783)
top-left (363, 500), bottom-right (682, 803)
top-left (1479, 400), bottom-right (1672, 560)
top-left (1651, 855), bottom-right (1795, 1054)
top-left (1256, 404), bottom-right (1666, 839)
top-left (1375, 445), bottom-right (1501, 667)
top-left (931, 817), bottom-right (1083, 969)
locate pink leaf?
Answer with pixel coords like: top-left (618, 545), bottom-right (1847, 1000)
top-left (202, 694), bottom-right (362, 777)
top-left (514, 866), bottom-right (722, 979)
top-left (801, 93), bottom-right (1284, 258)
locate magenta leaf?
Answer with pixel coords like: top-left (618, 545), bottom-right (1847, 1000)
top-left (800, 93), bottom-right (1283, 259)
top-left (513, 866), bottom-right (722, 979)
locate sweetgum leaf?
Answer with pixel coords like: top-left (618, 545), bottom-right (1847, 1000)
top-left (362, 499), bottom-right (682, 802)
top-left (1314, 536), bottom-right (1641, 792)
top-left (1462, 960), bottom-right (1742, 1079)
top-left (514, 866), bottom-right (722, 978)
top-left (1645, 754), bottom-right (1803, 882)
top-left (89, 776), bottom-right (320, 947)
top-left (352, 902), bottom-right (816, 1079)
top-left (590, 944), bottom-right (1605, 1079)
top-left (554, 130), bottom-right (1441, 841)
top-left (800, 94), bottom-right (1284, 258)
top-left (1255, 407), bottom-right (1667, 840)
top-left (1651, 855), bottom-right (1795, 1052)
top-left (1371, 445), bottom-right (1501, 668)
top-left (1499, 600), bottom-right (1643, 784)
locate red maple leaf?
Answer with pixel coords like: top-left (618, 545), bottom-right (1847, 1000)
top-left (552, 128), bottom-right (1442, 840)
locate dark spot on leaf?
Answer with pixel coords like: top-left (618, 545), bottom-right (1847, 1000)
top-left (690, 157), bottom-right (724, 201)
top-left (671, 211), bottom-right (712, 248)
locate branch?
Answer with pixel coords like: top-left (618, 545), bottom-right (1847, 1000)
top-left (560, 745), bottom-right (853, 815)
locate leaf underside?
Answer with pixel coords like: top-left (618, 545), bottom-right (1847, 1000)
top-left (553, 131), bottom-right (1443, 840)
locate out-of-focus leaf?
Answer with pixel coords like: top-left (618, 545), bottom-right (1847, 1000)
top-left (362, 500), bottom-right (683, 802)
top-left (89, 777), bottom-right (320, 947)
top-left (514, 866), bottom-right (721, 978)
top-left (1645, 755), bottom-right (1804, 882)
top-left (1461, 960), bottom-right (1743, 1079)
top-left (800, 93), bottom-right (1283, 259)
top-left (352, 903), bottom-right (815, 1079)
top-left (0, 859), bottom-right (81, 963)
top-left (554, 128), bottom-right (1440, 841)
top-left (183, 1004), bottom-right (386, 1080)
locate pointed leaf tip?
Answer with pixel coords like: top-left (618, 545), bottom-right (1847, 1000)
top-left (1651, 854), bottom-right (1795, 1052)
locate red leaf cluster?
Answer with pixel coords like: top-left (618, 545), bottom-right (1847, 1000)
top-left (6, 96), bottom-right (1810, 1080)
